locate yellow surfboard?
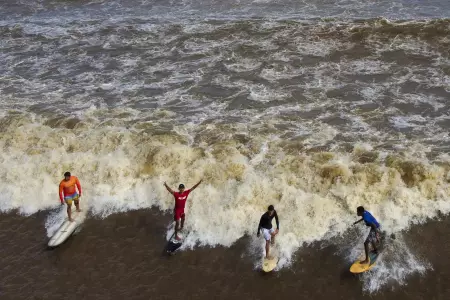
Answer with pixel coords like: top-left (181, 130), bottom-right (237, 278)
top-left (350, 251), bottom-right (379, 273)
top-left (262, 256), bottom-right (279, 272)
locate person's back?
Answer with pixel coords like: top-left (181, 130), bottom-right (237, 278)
top-left (362, 211), bottom-right (380, 228)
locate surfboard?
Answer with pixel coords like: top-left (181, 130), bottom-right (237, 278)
top-left (350, 232), bottom-right (386, 273)
top-left (349, 251), bottom-right (380, 273)
top-left (48, 209), bottom-right (86, 247)
top-left (165, 232), bottom-right (186, 255)
top-left (262, 255), bottom-right (279, 272)
top-left (261, 241), bottom-right (279, 272)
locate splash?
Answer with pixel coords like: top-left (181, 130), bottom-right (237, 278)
top-left (0, 112), bottom-right (449, 291)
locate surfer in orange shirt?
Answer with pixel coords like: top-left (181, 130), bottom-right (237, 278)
top-left (59, 172), bottom-right (82, 222)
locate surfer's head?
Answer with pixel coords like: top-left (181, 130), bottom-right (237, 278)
top-left (178, 184), bottom-right (185, 192)
top-left (268, 205), bottom-right (275, 216)
top-left (64, 172), bottom-right (71, 181)
top-left (357, 206), bottom-right (365, 216)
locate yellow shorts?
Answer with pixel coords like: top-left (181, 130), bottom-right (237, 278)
top-left (64, 194), bottom-right (79, 206)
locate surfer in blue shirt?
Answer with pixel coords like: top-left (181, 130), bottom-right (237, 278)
top-left (353, 206), bottom-right (381, 264)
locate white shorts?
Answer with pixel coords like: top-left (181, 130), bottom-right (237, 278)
top-left (262, 228), bottom-right (275, 241)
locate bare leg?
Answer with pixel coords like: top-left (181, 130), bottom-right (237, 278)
top-left (175, 219), bottom-right (181, 240)
top-left (371, 241), bottom-right (378, 254)
top-left (74, 200), bottom-right (81, 212)
top-left (360, 241), bottom-right (369, 264)
top-left (180, 216), bottom-right (185, 231)
top-left (271, 229), bottom-right (278, 245)
top-left (265, 240), bottom-right (271, 259)
top-left (67, 204), bottom-right (73, 222)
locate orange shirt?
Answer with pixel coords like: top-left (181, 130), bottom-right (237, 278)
top-left (59, 176), bottom-right (82, 201)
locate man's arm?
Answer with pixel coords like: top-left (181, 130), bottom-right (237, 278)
top-left (163, 182), bottom-right (174, 194)
top-left (274, 211), bottom-right (280, 230)
top-left (59, 183), bottom-right (64, 204)
top-left (75, 177), bottom-right (82, 197)
top-left (190, 179), bottom-right (202, 192)
top-left (353, 218), bottom-right (363, 225)
top-left (257, 216), bottom-right (263, 236)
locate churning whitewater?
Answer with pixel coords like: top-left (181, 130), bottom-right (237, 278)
top-left (1, 0), bottom-right (450, 294)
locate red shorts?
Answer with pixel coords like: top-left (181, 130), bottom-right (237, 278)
top-left (174, 209), bottom-right (185, 221)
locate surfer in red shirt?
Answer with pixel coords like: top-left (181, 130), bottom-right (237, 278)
top-left (164, 179), bottom-right (202, 240)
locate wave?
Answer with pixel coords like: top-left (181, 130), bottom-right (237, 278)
top-left (1, 9), bottom-right (450, 292)
top-left (0, 111), bottom-right (449, 290)
top-left (2, 17), bottom-right (450, 40)
top-left (1, 0), bottom-right (450, 21)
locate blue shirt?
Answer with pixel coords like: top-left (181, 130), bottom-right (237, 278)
top-left (363, 211), bottom-right (380, 228)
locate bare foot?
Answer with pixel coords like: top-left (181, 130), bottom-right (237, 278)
top-left (271, 240), bottom-right (275, 245)
top-left (69, 218), bottom-right (74, 222)
top-left (76, 209), bottom-right (82, 212)
top-left (175, 235), bottom-right (182, 241)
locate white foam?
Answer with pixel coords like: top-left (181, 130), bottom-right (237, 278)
top-left (225, 58), bottom-right (262, 73)
top-left (2, 116), bottom-right (448, 254)
top-left (248, 84), bottom-right (289, 102)
top-left (341, 59), bottom-right (393, 75)
top-left (1, 14), bottom-right (450, 293)
top-left (390, 115), bottom-right (427, 129)
top-left (44, 206), bottom-right (68, 238)
top-left (345, 234), bottom-right (432, 293)
top-left (259, 64), bottom-right (304, 81)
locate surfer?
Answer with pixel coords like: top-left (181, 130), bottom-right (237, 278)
top-left (353, 206), bottom-right (381, 264)
top-left (257, 205), bottom-right (279, 259)
top-left (164, 179), bottom-right (203, 240)
top-left (59, 172), bottom-right (82, 222)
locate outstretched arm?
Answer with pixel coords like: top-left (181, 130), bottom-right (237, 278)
top-left (190, 179), bottom-right (202, 192)
top-left (163, 182), bottom-right (175, 194)
top-left (353, 218), bottom-right (363, 225)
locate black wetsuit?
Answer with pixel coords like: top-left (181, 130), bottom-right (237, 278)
top-left (257, 211), bottom-right (279, 234)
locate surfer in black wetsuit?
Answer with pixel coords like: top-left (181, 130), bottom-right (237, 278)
top-left (257, 205), bottom-right (279, 259)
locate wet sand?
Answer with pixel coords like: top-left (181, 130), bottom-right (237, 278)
top-left (1, 209), bottom-right (449, 300)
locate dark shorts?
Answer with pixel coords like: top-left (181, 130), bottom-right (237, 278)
top-left (174, 209), bottom-right (185, 221)
top-left (365, 228), bottom-right (379, 244)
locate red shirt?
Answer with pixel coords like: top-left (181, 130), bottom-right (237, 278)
top-left (173, 190), bottom-right (191, 209)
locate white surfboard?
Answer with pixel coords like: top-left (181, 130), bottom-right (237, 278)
top-left (48, 210), bottom-right (86, 247)
top-left (262, 243), bottom-right (279, 272)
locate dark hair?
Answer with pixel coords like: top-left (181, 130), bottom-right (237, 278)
top-left (357, 206), bottom-right (365, 213)
top-left (268, 205), bottom-right (274, 211)
top-left (64, 172), bottom-right (71, 177)
top-left (179, 184), bottom-right (185, 189)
